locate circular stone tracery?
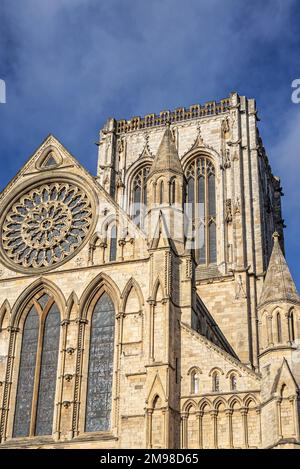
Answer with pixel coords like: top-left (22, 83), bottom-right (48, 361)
top-left (1, 182), bottom-right (93, 270)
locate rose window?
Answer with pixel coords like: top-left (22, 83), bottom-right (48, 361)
top-left (1, 182), bottom-right (92, 269)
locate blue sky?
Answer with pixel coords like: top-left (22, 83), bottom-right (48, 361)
top-left (0, 0), bottom-right (299, 287)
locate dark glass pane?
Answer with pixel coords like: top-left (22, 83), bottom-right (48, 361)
top-left (199, 223), bottom-right (206, 264)
top-left (85, 293), bottom-right (115, 432)
top-left (37, 293), bottom-right (50, 309)
top-left (198, 175), bottom-right (205, 219)
top-left (109, 225), bottom-right (117, 262)
top-left (13, 306), bottom-right (39, 437)
top-left (35, 303), bottom-right (60, 436)
top-left (133, 186), bottom-right (141, 227)
top-left (208, 173), bottom-right (216, 217)
top-left (159, 181), bottom-right (164, 204)
top-left (171, 180), bottom-right (176, 204)
top-left (209, 223), bottom-right (216, 263)
top-left (187, 177), bottom-right (194, 218)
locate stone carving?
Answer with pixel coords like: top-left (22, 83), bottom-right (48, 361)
top-left (225, 199), bottom-right (233, 223)
top-left (1, 182), bottom-right (92, 269)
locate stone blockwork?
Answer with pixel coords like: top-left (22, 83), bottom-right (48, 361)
top-left (0, 93), bottom-right (299, 449)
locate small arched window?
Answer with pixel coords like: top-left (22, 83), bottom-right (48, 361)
top-left (13, 293), bottom-right (60, 438)
top-left (159, 180), bottom-right (164, 204)
top-left (230, 374), bottom-right (237, 391)
top-left (170, 178), bottom-right (176, 204)
top-left (185, 156), bottom-right (216, 265)
top-left (191, 371), bottom-right (199, 394)
top-left (289, 310), bottom-right (295, 342)
top-left (212, 372), bottom-right (220, 392)
top-left (109, 224), bottom-right (117, 262)
top-left (131, 165), bottom-right (150, 227)
top-left (277, 312), bottom-right (282, 343)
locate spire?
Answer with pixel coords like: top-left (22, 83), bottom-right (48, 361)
top-left (259, 232), bottom-right (300, 308)
top-left (148, 123), bottom-right (183, 177)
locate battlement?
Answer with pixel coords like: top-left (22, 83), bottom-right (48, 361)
top-left (116, 96), bottom-right (231, 134)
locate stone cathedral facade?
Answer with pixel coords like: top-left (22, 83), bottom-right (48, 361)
top-left (0, 92), bottom-right (299, 450)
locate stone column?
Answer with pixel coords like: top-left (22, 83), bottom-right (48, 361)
top-left (196, 411), bottom-right (203, 448)
top-left (276, 398), bottom-right (283, 440)
top-left (146, 409), bottom-right (153, 448)
top-left (181, 412), bottom-right (188, 449)
top-left (225, 408), bottom-right (233, 448)
top-left (241, 407), bottom-right (248, 448)
top-left (210, 410), bottom-right (218, 449)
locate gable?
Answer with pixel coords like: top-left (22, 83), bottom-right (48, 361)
top-left (0, 135), bottom-right (148, 277)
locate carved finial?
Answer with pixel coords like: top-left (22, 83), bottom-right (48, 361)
top-left (272, 231), bottom-right (280, 241)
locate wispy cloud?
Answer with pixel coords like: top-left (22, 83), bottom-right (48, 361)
top-left (0, 0), bottom-right (299, 283)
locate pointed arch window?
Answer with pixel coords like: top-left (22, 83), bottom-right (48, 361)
top-left (13, 293), bottom-right (60, 438)
top-left (289, 310), bottom-right (295, 342)
top-left (230, 374), bottom-right (237, 391)
top-left (159, 180), bottom-right (164, 205)
top-left (185, 156), bottom-right (216, 265)
top-left (191, 370), bottom-right (199, 394)
top-left (85, 292), bottom-right (115, 432)
top-left (109, 224), bottom-right (117, 262)
top-left (170, 178), bottom-right (176, 205)
top-left (276, 312), bottom-right (282, 343)
top-left (212, 371), bottom-right (220, 392)
top-left (131, 165), bottom-right (150, 227)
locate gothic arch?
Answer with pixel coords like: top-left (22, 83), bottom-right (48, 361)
top-left (243, 394), bottom-right (259, 407)
top-left (199, 398), bottom-right (212, 412)
top-left (187, 366), bottom-right (202, 376)
top-left (125, 157), bottom-right (153, 208)
top-left (89, 232), bottom-right (102, 248)
top-left (228, 395), bottom-right (243, 409)
top-left (66, 291), bottom-right (80, 321)
top-left (79, 272), bottom-right (121, 319)
top-left (120, 277), bottom-right (144, 313)
top-left (183, 399), bottom-right (197, 412)
top-left (0, 300), bottom-right (11, 329)
top-left (11, 277), bottom-right (66, 326)
top-left (151, 276), bottom-right (166, 302)
top-left (213, 397), bottom-right (227, 411)
top-left (225, 368), bottom-right (242, 379)
top-left (181, 147), bottom-right (222, 172)
top-left (146, 372), bottom-right (167, 408)
top-left (209, 366), bottom-right (224, 377)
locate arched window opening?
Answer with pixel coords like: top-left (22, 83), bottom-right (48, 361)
top-left (170, 178), bottom-right (176, 205)
top-left (277, 312), bottom-right (282, 343)
top-left (191, 371), bottom-right (199, 394)
top-left (85, 292), bottom-right (115, 432)
top-left (185, 157), bottom-right (216, 265)
top-left (131, 165), bottom-right (150, 227)
top-left (159, 180), bottom-right (164, 205)
top-left (212, 372), bottom-right (220, 392)
top-left (13, 293), bottom-right (60, 438)
top-left (230, 374), bottom-right (237, 391)
top-left (109, 225), bottom-right (117, 262)
top-left (289, 311), bottom-right (295, 342)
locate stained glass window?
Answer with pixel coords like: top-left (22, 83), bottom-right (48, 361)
top-left (13, 306), bottom-right (39, 437)
top-left (185, 157), bottom-right (216, 265)
top-left (12, 295), bottom-right (60, 438)
top-left (131, 166), bottom-right (150, 227)
top-left (35, 303), bottom-right (60, 436)
top-left (85, 293), bottom-right (115, 432)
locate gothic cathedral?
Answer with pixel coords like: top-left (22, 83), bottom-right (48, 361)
top-left (0, 93), bottom-right (299, 449)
